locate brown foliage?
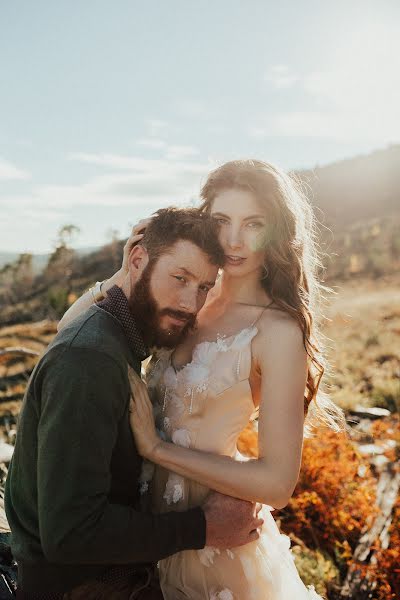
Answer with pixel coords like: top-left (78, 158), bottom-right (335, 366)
top-left (278, 430), bottom-right (377, 564)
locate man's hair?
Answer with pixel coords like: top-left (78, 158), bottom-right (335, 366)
top-left (141, 207), bottom-right (225, 266)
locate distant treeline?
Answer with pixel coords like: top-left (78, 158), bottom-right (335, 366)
top-left (1, 144), bottom-right (400, 325)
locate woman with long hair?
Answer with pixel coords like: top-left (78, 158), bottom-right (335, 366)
top-left (60, 159), bottom-right (345, 599)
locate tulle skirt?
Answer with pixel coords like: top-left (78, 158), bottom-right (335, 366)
top-left (158, 505), bottom-right (323, 600)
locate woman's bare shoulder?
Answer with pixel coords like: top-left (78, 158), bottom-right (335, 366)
top-left (253, 307), bottom-right (304, 352)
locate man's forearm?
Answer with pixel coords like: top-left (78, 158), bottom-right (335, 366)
top-left (40, 500), bottom-right (205, 564)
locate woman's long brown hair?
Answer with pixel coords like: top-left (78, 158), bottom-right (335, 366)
top-left (199, 159), bottom-right (346, 434)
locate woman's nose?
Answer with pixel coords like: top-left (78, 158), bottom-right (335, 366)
top-left (226, 227), bottom-right (243, 249)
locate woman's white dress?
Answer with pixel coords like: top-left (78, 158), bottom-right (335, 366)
top-left (142, 326), bottom-right (323, 600)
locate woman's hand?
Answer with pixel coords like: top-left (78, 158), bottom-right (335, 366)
top-left (121, 217), bottom-right (156, 274)
top-left (128, 366), bottom-right (161, 460)
top-left (105, 217), bottom-right (157, 290)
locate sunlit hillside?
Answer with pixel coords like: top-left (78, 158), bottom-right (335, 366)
top-left (1, 275), bottom-right (399, 598)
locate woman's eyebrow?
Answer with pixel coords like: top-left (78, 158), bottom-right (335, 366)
top-left (243, 214), bottom-right (266, 220)
top-left (213, 212), bottom-right (265, 220)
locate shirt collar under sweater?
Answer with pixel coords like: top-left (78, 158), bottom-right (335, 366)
top-left (97, 285), bottom-right (149, 360)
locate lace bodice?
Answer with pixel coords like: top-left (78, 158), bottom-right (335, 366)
top-left (146, 325), bottom-right (258, 458)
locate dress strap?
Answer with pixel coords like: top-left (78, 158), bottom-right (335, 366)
top-left (237, 300), bottom-right (274, 382)
top-left (249, 300), bottom-right (274, 328)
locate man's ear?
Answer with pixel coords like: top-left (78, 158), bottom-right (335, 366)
top-left (121, 245), bottom-right (149, 299)
top-left (129, 244), bottom-right (149, 279)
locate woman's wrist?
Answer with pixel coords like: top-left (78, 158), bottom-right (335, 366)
top-left (149, 438), bottom-right (166, 463)
top-left (102, 270), bottom-right (124, 295)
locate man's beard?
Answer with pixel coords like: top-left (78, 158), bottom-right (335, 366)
top-left (128, 261), bottom-right (197, 349)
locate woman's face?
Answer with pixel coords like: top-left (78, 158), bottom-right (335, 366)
top-left (210, 188), bottom-right (268, 278)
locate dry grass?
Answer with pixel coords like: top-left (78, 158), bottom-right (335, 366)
top-left (0, 277), bottom-right (399, 597)
top-left (322, 275), bottom-right (400, 413)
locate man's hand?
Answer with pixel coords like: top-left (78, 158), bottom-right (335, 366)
top-left (128, 366), bottom-right (161, 460)
top-left (202, 491), bottom-right (264, 549)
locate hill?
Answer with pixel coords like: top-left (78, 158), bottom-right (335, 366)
top-left (0, 252), bottom-right (49, 274)
top-left (0, 246), bottom-right (99, 273)
top-left (0, 145), bottom-right (399, 324)
top-left (299, 144), bottom-right (400, 227)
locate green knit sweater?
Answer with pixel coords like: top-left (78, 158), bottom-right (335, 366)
top-left (5, 304), bottom-right (205, 594)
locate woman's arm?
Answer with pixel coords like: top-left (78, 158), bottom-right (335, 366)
top-left (129, 314), bottom-right (307, 509)
top-left (57, 221), bottom-right (151, 331)
top-left (57, 272), bottom-right (121, 331)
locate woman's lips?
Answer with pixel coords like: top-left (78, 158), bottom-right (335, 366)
top-left (225, 255), bottom-right (246, 266)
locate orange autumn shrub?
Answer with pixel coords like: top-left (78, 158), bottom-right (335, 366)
top-left (277, 429), bottom-right (378, 565)
top-left (237, 422), bottom-right (258, 457)
top-left (370, 414), bottom-right (400, 461)
top-left (347, 493), bottom-right (400, 600)
top-left (360, 416), bottom-right (400, 600)
top-left (367, 493), bottom-right (400, 600)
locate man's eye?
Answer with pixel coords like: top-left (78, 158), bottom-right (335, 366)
top-left (199, 285), bottom-right (210, 293)
top-left (174, 276), bottom-right (186, 283)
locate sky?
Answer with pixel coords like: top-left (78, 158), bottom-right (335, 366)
top-left (1, 0), bottom-right (400, 254)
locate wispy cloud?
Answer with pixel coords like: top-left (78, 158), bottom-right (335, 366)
top-left (175, 99), bottom-right (210, 119)
top-left (147, 119), bottom-right (169, 137)
top-left (136, 139), bottom-right (199, 160)
top-left (0, 158), bottom-right (30, 181)
top-left (256, 24), bottom-right (400, 143)
top-left (5, 153), bottom-right (212, 213)
top-left (250, 112), bottom-right (343, 140)
top-left (68, 152), bottom-right (205, 176)
top-left (165, 145), bottom-right (199, 160)
top-left (0, 152), bottom-right (216, 252)
top-left (264, 65), bottom-right (299, 89)
top-left (136, 138), bottom-right (167, 150)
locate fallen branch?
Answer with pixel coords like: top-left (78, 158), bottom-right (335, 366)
top-left (340, 461), bottom-right (400, 598)
top-left (0, 347), bottom-right (40, 358)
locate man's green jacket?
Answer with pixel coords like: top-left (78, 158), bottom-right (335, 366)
top-left (5, 301), bottom-right (205, 594)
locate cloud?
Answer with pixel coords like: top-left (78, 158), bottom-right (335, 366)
top-left (256, 24), bottom-right (400, 144)
top-left (0, 152), bottom-right (215, 252)
top-left (250, 112), bottom-right (343, 140)
top-left (175, 99), bottom-right (210, 119)
top-left (264, 65), bottom-right (299, 89)
top-left (147, 119), bottom-right (169, 137)
top-left (4, 153), bottom-right (212, 214)
top-left (165, 145), bottom-right (199, 160)
top-left (69, 152), bottom-right (205, 176)
top-left (0, 158), bottom-right (30, 181)
top-left (137, 140), bottom-right (200, 160)
top-left (1, 145), bottom-right (217, 252)
top-left (136, 138), bottom-right (167, 150)
top-left (68, 152), bottom-right (169, 171)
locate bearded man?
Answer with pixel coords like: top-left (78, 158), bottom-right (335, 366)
top-left (5, 208), bottom-right (261, 599)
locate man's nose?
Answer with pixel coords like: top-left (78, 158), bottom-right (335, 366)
top-left (179, 288), bottom-right (198, 315)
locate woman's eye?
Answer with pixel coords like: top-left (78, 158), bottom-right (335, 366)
top-left (215, 217), bottom-right (228, 225)
top-left (247, 221), bottom-right (263, 229)
top-left (199, 285), bottom-right (210, 293)
top-left (173, 276), bottom-right (186, 283)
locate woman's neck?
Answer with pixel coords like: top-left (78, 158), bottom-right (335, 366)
top-left (210, 269), bottom-right (269, 307)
